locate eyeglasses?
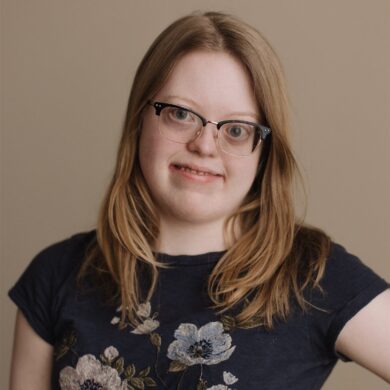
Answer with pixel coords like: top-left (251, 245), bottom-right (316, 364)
top-left (147, 101), bottom-right (271, 157)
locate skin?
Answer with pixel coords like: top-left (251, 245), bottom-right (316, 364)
top-left (9, 51), bottom-right (389, 390)
top-left (10, 310), bottom-right (53, 389)
top-left (138, 50), bottom-right (262, 255)
top-left (9, 291), bottom-right (390, 389)
top-left (335, 288), bottom-right (390, 383)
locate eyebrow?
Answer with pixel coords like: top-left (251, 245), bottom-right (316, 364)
top-left (162, 94), bottom-right (260, 122)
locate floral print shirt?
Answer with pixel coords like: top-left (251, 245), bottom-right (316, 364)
top-left (8, 230), bottom-right (389, 389)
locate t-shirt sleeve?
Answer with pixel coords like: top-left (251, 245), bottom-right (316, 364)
top-left (8, 236), bottom-right (75, 345)
top-left (308, 242), bottom-right (390, 362)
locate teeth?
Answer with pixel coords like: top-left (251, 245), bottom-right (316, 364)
top-left (177, 165), bottom-right (213, 176)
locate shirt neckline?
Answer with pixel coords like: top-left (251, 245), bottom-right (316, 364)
top-left (153, 250), bottom-right (227, 266)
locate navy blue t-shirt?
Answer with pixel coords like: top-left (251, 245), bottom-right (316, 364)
top-left (8, 230), bottom-right (389, 389)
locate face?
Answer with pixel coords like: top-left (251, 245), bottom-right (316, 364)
top-left (138, 50), bottom-right (262, 226)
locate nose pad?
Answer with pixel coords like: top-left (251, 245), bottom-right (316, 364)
top-left (209, 122), bottom-right (221, 138)
top-left (193, 123), bottom-right (218, 141)
top-left (194, 128), bottom-right (202, 138)
top-left (207, 121), bottom-right (219, 139)
top-left (188, 123), bottom-right (219, 155)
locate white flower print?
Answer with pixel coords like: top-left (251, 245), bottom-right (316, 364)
top-left (167, 321), bottom-right (236, 366)
top-left (131, 318), bottom-right (160, 334)
top-left (206, 370), bottom-right (239, 390)
top-left (223, 371), bottom-right (238, 385)
top-left (111, 305), bottom-right (124, 325)
top-left (111, 301), bottom-right (160, 335)
top-left (136, 301), bottom-right (152, 318)
top-left (131, 301), bottom-right (160, 334)
top-left (59, 354), bottom-right (127, 389)
top-left (103, 346), bottom-right (119, 363)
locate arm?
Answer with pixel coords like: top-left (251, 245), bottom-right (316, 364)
top-left (9, 309), bottom-right (53, 390)
top-left (335, 288), bottom-right (390, 383)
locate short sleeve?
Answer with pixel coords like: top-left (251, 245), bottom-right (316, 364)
top-left (308, 242), bottom-right (390, 362)
top-left (7, 234), bottom-right (82, 345)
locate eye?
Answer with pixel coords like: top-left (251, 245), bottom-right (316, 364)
top-left (174, 108), bottom-right (189, 120)
top-left (224, 124), bottom-right (251, 140)
top-left (229, 125), bottom-right (244, 137)
top-left (166, 107), bottom-right (192, 122)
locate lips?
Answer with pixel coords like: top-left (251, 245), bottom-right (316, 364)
top-left (172, 163), bottom-right (223, 177)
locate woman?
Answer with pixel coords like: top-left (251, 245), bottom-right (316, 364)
top-left (9, 11), bottom-right (390, 390)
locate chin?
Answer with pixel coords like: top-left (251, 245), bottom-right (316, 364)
top-left (170, 203), bottom-right (233, 224)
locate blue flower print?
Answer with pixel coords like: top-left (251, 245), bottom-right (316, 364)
top-left (167, 321), bottom-right (236, 366)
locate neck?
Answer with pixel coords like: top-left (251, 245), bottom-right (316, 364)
top-left (154, 217), bottom-right (228, 255)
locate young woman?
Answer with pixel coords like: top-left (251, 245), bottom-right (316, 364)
top-left (9, 11), bottom-right (390, 390)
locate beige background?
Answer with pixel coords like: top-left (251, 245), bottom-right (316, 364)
top-left (1, 0), bottom-right (389, 388)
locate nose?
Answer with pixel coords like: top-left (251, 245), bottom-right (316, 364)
top-left (186, 122), bottom-right (219, 156)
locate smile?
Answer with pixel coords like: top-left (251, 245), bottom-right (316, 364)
top-left (170, 164), bottom-right (223, 182)
top-left (173, 164), bottom-right (222, 177)
top-left (175, 165), bottom-right (216, 176)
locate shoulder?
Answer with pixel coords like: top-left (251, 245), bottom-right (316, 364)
top-left (32, 229), bottom-right (95, 263)
top-left (321, 241), bottom-right (368, 282)
top-left (324, 241), bottom-right (387, 283)
top-left (8, 229), bottom-right (97, 345)
top-left (303, 241), bottom-right (389, 362)
top-left (16, 229), bottom-right (97, 285)
top-left (310, 240), bottom-right (389, 311)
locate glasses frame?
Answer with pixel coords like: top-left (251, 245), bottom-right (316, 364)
top-left (147, 100), bottom-right (272, 157)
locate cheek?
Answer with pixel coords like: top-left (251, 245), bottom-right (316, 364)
top-left (138, 127), bottom-right (158, 183)
top-left (138, 125), bottom-right (175, 183)
top-left (227, 153), bottom-right (260, 185)
top-left (138, 132), bottom-right (148, 173)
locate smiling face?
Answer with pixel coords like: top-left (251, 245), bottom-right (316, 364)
top-left (138, 50), bottom-right (262, 228)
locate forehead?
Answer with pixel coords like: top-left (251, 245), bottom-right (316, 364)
top-left (155, 50), bottom-right (258, 118)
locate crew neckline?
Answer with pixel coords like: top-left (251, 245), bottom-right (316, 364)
top-left (153, 250), bottom-right (228, 266)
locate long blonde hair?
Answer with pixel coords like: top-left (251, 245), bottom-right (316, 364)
top-left (77, 11), bottom-right (331, 330)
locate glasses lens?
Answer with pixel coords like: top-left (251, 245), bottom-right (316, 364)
top-left (219, 122), bottom-right (259, 156)
top-left (158, 106), bottom-right (201, 143)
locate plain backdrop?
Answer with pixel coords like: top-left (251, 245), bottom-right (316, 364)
top-left (1, 0), bottom-right (389, 389)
